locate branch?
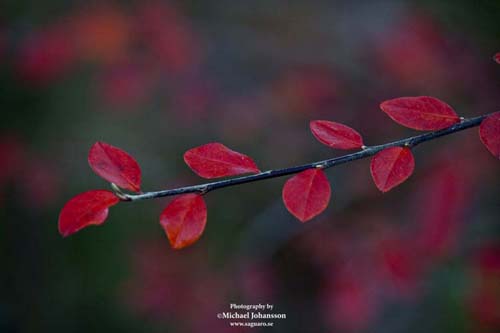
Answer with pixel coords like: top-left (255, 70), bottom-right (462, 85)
top-left (121, 114), bottom-right (489, 202)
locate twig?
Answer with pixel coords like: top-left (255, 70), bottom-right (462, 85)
top-left (120, 114), bottom-right (489, 202)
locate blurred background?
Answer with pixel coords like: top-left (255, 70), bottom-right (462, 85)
top-left (1, 0), bottom-right (500, 332)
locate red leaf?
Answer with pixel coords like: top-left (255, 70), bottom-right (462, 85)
top-left (380, 96), bottom-right (460, 131)
top-left (370, 147), bottom-right (415, 192)
top-left (183, 142), bottom-right (260, 179)
top-left (88, 141), bottom-right (141, 192)
top-left (479, 112), bottom-right (500, 159)
top-left (58, 190), bottom-right (120, 237)
top-left (494, 52), bottom-right (500, 65)
top-left (282, 168), bottom-right (331, 222)
top-left (160, 194), bottom-right (207, 249)
top-left (310, 120), bottom-right (364, 149)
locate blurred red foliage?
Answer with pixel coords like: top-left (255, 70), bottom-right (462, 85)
top-left (374, 14), bottom-right (449, 89)
top-left (469, 244), bottom-right (500, 330)
top-left (270, 66), bottom-right (339, 115)
top-left (16, 26), bottom-right (76, 84)
top-left (121, 240), bottom-right (245, 332)
top-left (323, 267), bottom-right (378, 331)
top-left (98, 63), bottom-right (152, 108)
top-left (136, 2), bottom-right (202, 74)
top-left (71, 6), bottom-right (131, 64)
top-left (13, 1), bottom-right (203, 119)
top-left (0, 135), bottom-right (60, 210)
top-left (21, 157), bottom-right (60, 209)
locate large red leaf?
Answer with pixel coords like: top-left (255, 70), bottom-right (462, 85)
top-left (282, 168), bottom-right (331, 222)
top-left (310, 120), bottom-right (364, 149)
top-left (494, 52), bottom-right (500, 65)
top-left (380, 96), bottom-right (460, 131)
top-left (160, 194), bottom-right (207, 249)
top-left (184, 142), bottom-right (260, 179)
top-left (370, 147), bottom-right (415, 192)
top-left (58, 190), bottom-right (120, 237)
top-left (88, 141), bottom-right (141, 192)
top-left (479, 112), bottom-right (500, 159)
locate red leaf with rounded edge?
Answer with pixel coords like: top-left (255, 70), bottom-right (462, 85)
top-left (88, 141), bottom-right (141, 192)
top-left (370, 147), bottom-right (415, 192)
top-left (58, 190), bottom-right (120, 237)
top-left (310, 120), bottom-right (364, 149)
top-left (494, 52), bottom-right (500, 65)
top-left (380, 96), bottom-right (460, 131)
top-left (160, 194), bottom-right (207, 249)
top-left (479, 112), bottom-right (500, 159)
top-left (282, 168), bottom-right (331, 222)
top-left (184, 142), bottom-right (260, 179)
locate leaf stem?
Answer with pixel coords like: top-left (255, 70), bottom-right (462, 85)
top-left (121, 114), bottom-right (489, 202)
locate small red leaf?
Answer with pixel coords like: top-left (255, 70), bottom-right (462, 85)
top-left (370, 147), bottom-right (415, 192)
top-left (310, 120), bottom-right (364, 149)
top-left (184, 142), bottom-right (260, 179)
top-left (160, 194), bottom-right (207, 249)
top-left (479, 112), bottom-right (500, 159)
top-left (282, 168), bottom-right (331, 223)
top-left (88, 141), bottom-right (141, 192)
top-left (58, 190), bottom-right (120, 237)
top-left (494, 52), bottom-right (500, 65)
top-left (380, 96), bottom-right (460, 131)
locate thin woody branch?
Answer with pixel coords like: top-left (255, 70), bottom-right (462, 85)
top-left (121, 113), bottom-right (489, 202)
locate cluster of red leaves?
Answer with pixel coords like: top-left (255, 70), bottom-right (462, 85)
top-left (58, 141), bottom-right (262, 249)
top-left (59, 57), bottom-right (500, 249)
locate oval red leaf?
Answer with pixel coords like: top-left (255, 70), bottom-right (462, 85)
top-left (184, 142), bottom-right (260, 179)
top-left (380, 96), bottom-right (460, 131)
top-left (58, 190), bottom-right (120, 237)
top-left (494, 52), bottom-right (500, 65)
top-left (479, 112), bottom-right (500, 159)
top-left (88, 142), bottom-right (141, 192)
top-left (282, 168), bottom-right (331, 223)
top-left (160, 194), bottom-right (207, 249)
top-left (370, 147), bottom-right (415, 192)
top-left (310, 120), bottom-right (364, 149)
